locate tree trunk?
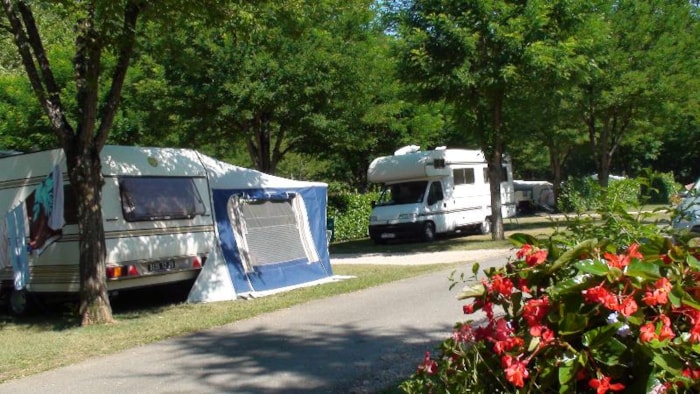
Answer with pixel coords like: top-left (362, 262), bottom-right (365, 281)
top-left (66, 147), bottom-right (114, 325)
top-left (488, 150), bottom-right (505, 241)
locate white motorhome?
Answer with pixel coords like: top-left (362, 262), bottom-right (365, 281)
top-left (0, 146), bottom-right (215, 313)
top-left (367, 146), bottom-right (516, 243)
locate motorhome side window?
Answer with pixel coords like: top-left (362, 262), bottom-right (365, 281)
top-left (119, 177), bottom-right (206, 221)
top-left (453, 168), bottom-right (475, 185)
top-left (377, 181), bottom-right (428, 205)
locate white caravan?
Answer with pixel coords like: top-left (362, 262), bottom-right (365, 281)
top-left (367, 146), bottom-right (516, 243)
top-left (1, 145), bottom-right (334, 314)
top-left (0, 146), bottom-right (215, 313)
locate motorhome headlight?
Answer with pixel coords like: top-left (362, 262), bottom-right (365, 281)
top-left (398, 213), bottom-right (417, 221)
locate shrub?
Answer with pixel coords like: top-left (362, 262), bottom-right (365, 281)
top-left (639, 170), bottom-right (683, 205)
top-left (400, 198), bottom-right (700, 393)
top-left (327, 192), bottom-right (379, 243)
top-left (559, 176), bottom-right (641, 213)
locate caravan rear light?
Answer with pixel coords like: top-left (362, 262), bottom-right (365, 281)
top-left (127, 265), bottom-right (139, 276)
top-left (106, 266), bottom-right (123, 279)
top-left (192, 257), bottom-right (202, 268)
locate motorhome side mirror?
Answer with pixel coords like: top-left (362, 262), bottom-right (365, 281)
top-left (371, 201), bottom-right (376, 208)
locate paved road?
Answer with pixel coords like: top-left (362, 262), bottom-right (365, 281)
top-left (0, 251), bottom-right (509, 394)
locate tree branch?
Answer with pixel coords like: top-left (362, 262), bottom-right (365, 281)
top-left (2, 0), bottom-right (74, 144)
top-left (95, 0), bottom-right (141, 150)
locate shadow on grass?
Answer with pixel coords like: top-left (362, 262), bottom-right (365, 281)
top-left (0, 280), bottom-right (193, 329)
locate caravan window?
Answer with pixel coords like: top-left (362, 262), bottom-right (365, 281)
top-left (453, 168), bottom-right (475, 185)
top-left (119, 177), bottom-right (206, 221)
top-left (377, 181), bottom-right (428, 205)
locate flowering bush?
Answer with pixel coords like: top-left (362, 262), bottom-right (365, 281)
top-left (400, 233), bottom-right (700, 393)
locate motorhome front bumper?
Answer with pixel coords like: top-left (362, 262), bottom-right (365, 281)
top-left (369, 222), bottom-right (425, 241)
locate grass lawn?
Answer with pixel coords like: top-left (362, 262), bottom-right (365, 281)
top-left (0, 263), bottom-right (462, 383)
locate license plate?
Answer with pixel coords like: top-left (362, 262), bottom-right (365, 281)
top-left (381, 233), bottom-right (396, 239)
top-left (147, 260), bottom-right (176, 272)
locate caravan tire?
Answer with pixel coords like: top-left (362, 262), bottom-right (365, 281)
top-left (9, 289), bottom-right (35, 316)
top-left (421, 222), bottom-right (435, 242)
top-left (479, 217), bottom-right (492, 235)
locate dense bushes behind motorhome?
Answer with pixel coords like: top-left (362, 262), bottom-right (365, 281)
top-left (327, 192), bottom-right (379, 243)
top-left (558, 172), bottom-right (681, 212)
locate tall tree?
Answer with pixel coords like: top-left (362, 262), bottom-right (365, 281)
top-left (0, 0), bottom-right (215, 325)
top-left (398, 0), bottom-right (586, 239)
top-left (570, 0), bottom-right (700, 186)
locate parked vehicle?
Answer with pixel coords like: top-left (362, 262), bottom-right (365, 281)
top-left (673, 177), bottom-right (700, 233)
top-left (1, 146), bottom-right (334, 314)
top-left (367, 146), bottom-right (516, 243)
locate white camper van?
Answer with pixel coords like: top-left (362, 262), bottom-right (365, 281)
top-left (0, 146), bottom-right (215, 313)
top-left (367, 146), bottom-right (516, 243)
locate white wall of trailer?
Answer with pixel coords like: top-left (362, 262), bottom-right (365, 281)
top-left (0, 146), bottom-right (215, 294)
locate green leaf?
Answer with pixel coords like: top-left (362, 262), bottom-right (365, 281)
top-left (558, 312), bottom-right (588, 335)
top-left (508, 232), bottom-right (540, 248)
top-left (652, 353), bottom-right (684, 375)
top-left (472, 262), bottom-right (480, 276)
top-left (582, 324), bottom-right (620, 348)
top-left (687, 254), bottom-right (700, 271)
top-left (558, 353), bottom-right (578, 389)
top-left (671, 284), bottom-right (700, 311)
top-left (548, 239), bottom-right (599, 274)
top-left (590, 337), bottom-right (628, 367)
top-left (458, 283), bottom-right (485, 300)
top-left (625, 260), bottom-right (661, 281)
top-left (549, 274), bottom-right (593, 297)
top-left (574, 259), bottom-right (609, 276)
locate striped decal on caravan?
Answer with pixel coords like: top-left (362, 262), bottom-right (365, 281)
top-left (0, 173), bottom-right (69, 190)
top-left (57, 225), bottom-right (213, 242)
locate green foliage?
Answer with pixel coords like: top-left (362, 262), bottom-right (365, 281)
top-left (400, 193), bottom-right (700, 393)
top-left (559, 176), bottom-right (642, 213)
top-left (640, 170), bottom-right (683, 205)
top-left (327, 191), bottom-right (379, 243)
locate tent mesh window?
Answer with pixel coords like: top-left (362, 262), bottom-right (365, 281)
top-left (239, 198), bottom-right (308, 266)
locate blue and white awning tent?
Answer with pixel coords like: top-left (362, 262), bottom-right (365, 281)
top-left (187, 153), bottom-right (337, 303)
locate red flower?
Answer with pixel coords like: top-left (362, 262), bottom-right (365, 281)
top-left (516, 244), bottom-right (548, 267)
top-left (529, 324), bottom-right (555, 345)
top-left (604, 244), bottom-right (643, 270)
top-left (463, 301), bottom-right (479, 314)
top-left (582, 283), bottom-right (618, 310)
top-left (640, 323), bottom-right (657, 342)
top-left (526, 249), bottom-right (548, 267)
top-left (417, 351), bottom-right (438, 375)
top-left (589, 375), bottom-right (625, 394)
top-left (642, 278), bottom-right (672, 306)
top-left (682, 368), bottom-right (700, 379)
top-left (501, 355), bottom-right (529, 388)
top-left (618, 296), bottom-right (638, 317)
top-left (491, 274), bottom-right (514, 297)
top-left (516, 277), bottom-right (531, 294)
top-left (516, 244), bottom-right (533, 260)
top-left (604, 252), bottom-right (630, 269)
top-left (640, 315), bottom-right (676, 342)
top-left (523, 296), bottom-right (550, 327)
top-left (627, 243), bottom-right (643, 259)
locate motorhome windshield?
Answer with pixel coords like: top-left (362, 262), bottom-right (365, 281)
top-left (377, 181), bottom-right (428, 206)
